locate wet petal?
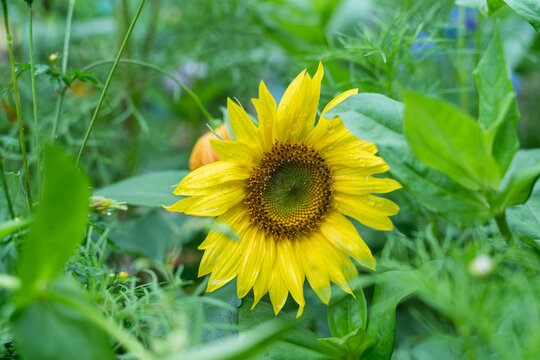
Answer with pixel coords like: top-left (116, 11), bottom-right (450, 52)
top-left (334, 193), bottom-right (399, 231)
top-left (252, 80), bottom-right (277, 151)
top-left (320, 212), bottom-right (376, 270)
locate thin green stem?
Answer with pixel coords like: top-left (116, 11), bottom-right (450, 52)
top-left (457, 6), bottom-right (469, 113)
top-left (76, 0), bottom-right (147, 166)
top-left (81, 59), bottom-right (214, 121)
top-left (495, 213), bottom-right (514, 246)
top-left (28, 3), bottom-right (40, 196)
top-left (51, 0), bottom-right (75, 141)
top-left (0, 161), bottom-right (15, 219)
top-left (2, 0), bottom-right (34, 213)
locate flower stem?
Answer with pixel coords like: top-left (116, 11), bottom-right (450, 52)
top-left (51, 0), bottom-right (75, 141)
top-left (494, 212), bottom-right (514, 246)
top-left (81, 58), bottom-right (214, 121)
top-left (0, 161), bottom-right (15, 219)
top-left (2, 0), bottom-right (34, 213)
top-left (76, 0), bottom-right (147, 167)
top-left (28, 3), bottom-right (40, 196)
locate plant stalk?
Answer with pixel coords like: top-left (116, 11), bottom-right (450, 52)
top-left (494, 213), bottom-right (514, 246)
top-left (51, 0), bottom-right (75, 141)
top-left (0, 161), bottom-right (15, 219)
top-left (81, 58), bottom-right (213, 121)
top-left (28, 3), bottom-right (40, 196)
top-left (76, 0), bottom-right (147, 166)
top-left (2, 0), bottom-right (34, 213)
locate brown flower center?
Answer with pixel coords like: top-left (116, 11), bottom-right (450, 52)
top-left (245, 141), bottom-right (333, 239)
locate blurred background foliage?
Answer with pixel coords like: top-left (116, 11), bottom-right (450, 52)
top-left (1, 0), bottom-right (540, 359)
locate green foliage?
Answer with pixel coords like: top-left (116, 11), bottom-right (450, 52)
top-left (18, 146), bottom-right (89, 295)
top-left (94, 170), bottom-right (188, 207)
top-left (404, 93), bottom-right (500, 191)
top-left (1, 0), bottom-right (540, 359)
top-left (326, 94), bottom-right (492, 227)
top-left (503, 0), bottom-right (540, 31)
top-left (473, 25), bottom-right (520, 175)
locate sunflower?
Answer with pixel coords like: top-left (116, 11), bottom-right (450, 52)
top-left (166, 63), bottom-right (401, 317)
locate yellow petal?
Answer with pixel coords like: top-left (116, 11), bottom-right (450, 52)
top-left (174, 161), bottom-right (250, 192)
top-left (227, 98), bottom-right (259, 149)
top-left (237, 226), bottom-right (266, 298)
top-left (198, 206), bottom-right (250, 250)
top-left (166, 187), bottom-right (244, 216)
top-left (334, 193), bottom-right (399, 231)
top-left (252, 235), bottom-right (276, 309)
top-left (320, 212), bottom-right (376, 270)
top-left (177, 181), bottom-right (245, 196)
top-left (268, 267), bottom-right (288, 315)
top-left (206, 236), bottom-right (246, 292)
top-left (294, 62), bottom-right (324, 141)
top-left (295, 236), bottom-right (331, 304)
top-left (311, 232), bottom-right (357, 295)
top-left (321, 88), bottom-right (358, 117)
top-left (276, 239), bottom-right (305, 308)
top-left (210, 139), bottom-right (258, 164)
top-left (333, 176), bottom-right (402, 195)
top-left (199, 239), bottom-right (229, 276)
top-left (275, 69), bottom-right (311, 142)
top-left (325, 148), bottom-right (386, 170)
top-left (252, 80), bottom-right (277, 151)
top-left (332, 164), bottom-right (391, 178)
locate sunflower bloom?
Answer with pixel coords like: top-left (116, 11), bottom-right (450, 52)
top-left (166, 63), bottom-right (401, 317)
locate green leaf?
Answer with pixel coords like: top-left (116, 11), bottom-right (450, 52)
top-left (473, 25), bottom-right (520, 175)
top-left (18, 146), bottom-right (89, 294)
top-left (404, 93), bottom-right (500, 190)
top-left (492, 152), bottom-right (540, 214)
top-left (318, 327), bottom-right (373, 358)
top-left (94, 170), bottom-right (188, 207)
top-left (327, 287), bottom-right (367, 337)
top-left (166, 317), bottom-right (292, 360)
top-left (238, 299), bottom-right (330, 359)
top-left (109, 211), bottom-right (188, 261)
top-left (506, 150), bottom-right (540, 241)
top-left (363, 262), bottom-right (440, 360)
top-left (11, 278), bottom-right (114, 360)
top-left (503, 0), bottom-right (540, 31)
top-left (487, 0), bottom-right (507, 14)
top-left (326, 93), bottom-right (492, 227)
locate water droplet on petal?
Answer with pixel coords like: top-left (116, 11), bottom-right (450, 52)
top-left (327, 124), bottom-right (335, 133)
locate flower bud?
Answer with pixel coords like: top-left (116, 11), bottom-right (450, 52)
top-left (188, 124), bottom-right (231, 170)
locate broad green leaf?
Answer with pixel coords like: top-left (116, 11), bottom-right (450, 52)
top-left (11, 278), bottom-right (114, 360)
top-left (473, 25), bottom-right (519, 175)
top-left (238, 299), bottom-right (330, 359)
top-left (326, 93), bottom-right (492, 227)
top-left (327, 287), bottom-right (367, 337)
top-left (318, 327), bottom-right (373, 358)
top-left (506, 150), bottom-right (540, 241)
top-left (363, 262), bottom-right (441, 360)
top-left (503, 0), bottom-right (540, 31)
top-left (18, 146), bottom-right (89, 294)
top-left (94, 170), bottom-right (188, 207)
top-left (492, 150), bottom-right (540, 214)
top-left (487, 0), bottom-right (506, 14)
top-left (166, 317), bottom-right (292, 360)
top-left (404, 93), bottom-right (500, 190)
top-left (109, 211), bottom-right (188, 262)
